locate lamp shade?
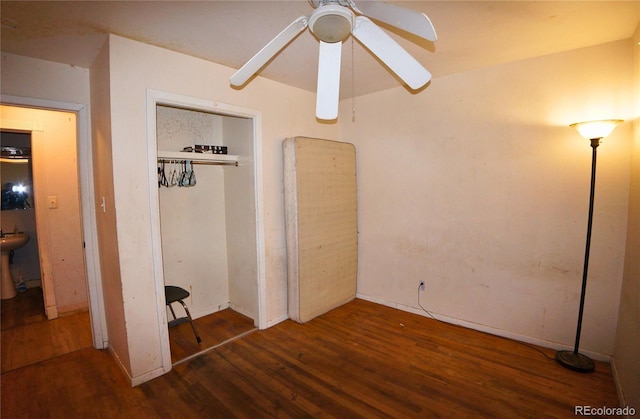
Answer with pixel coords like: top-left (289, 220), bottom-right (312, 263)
top-left (570, 119), bottom-right (623, 140)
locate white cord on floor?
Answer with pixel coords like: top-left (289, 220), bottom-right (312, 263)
top-left (417, 283), bottom-right (440, 322)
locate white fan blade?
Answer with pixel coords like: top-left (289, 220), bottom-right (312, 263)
top-left (316, 41), bottom-right (342, 120)
top-left (352, 16), bottom-right (431, 90)
top-left (351, 0), bottom-right (437, 42)
top-left (230, 16), bottom-right (308, 87)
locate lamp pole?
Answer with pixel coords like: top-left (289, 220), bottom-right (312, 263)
top-left (556, 119), bottom-right (622, 373)
top-left (555, 138), bottom-right (599, 372)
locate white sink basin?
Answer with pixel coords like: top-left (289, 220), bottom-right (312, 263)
top-left (0, 233), bottom-right (30, 252)
top-left (1, 232), bottom-right (30, 299)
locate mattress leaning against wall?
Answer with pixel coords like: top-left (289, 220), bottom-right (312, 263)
top-left (283, 137), bottom-right (358, 323)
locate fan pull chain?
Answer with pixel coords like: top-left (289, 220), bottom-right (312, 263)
top-left (351, 36), bottom-right (356, 122)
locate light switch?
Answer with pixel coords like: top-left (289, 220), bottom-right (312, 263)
top-left (48, 196), bottom-right (58, 209)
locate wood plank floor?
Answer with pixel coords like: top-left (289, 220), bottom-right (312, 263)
top-left (1, 287), bottom-right (256, 369)
top-left (1, 287), bottom-right (93, 373)
top-left (1, 287), bottom-right (48, 330)
top-left (1, 298), bottom-right (620, 418)
top-left (169, 308), bottom-right (256, 364)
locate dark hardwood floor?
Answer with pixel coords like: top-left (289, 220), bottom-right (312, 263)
top-left (2, 298), bottom-right (619, 418)
top-left (1, 286), bottom-right (48, 329)
top-left (169, 307), bottom-right (256, 364)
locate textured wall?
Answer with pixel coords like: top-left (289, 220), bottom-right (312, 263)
top-left (341, 39), bottom-right (633, 359)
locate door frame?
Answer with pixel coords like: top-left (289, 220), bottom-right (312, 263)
top-left (146, 89), bottom-right (267, 372)
top-left (0, 94), bottom-right (107, 349)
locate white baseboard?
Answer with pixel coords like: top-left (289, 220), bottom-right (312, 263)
top-left (188, 301), bottom-right (263, 329)
top-left (24, 279), bottom-right (42, 289)
top-left (610, 358), bottom-right (629, 410)
top-left (265, 313), bottom-right (289, 328)
top-left (228, 302), bottom-right (259, 327)
top-left (130, 365), bottom-right (167, 387)
top-left (45, 304), bottom-right (58, 320)
top-left (190, 302), bottom-right (229, 320)
top-left (107, 344), bottom-right (167, 387)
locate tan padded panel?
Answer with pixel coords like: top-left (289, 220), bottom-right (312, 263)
top-left (283, 137), bottom-right (357, 323)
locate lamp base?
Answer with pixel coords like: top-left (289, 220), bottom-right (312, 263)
top-left (555, 350), bottom-right (595, 373)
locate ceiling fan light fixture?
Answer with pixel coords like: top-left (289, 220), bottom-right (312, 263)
top-left (231, 0), bottom-right (437, 120)
top-left (309, 4), bottom-right (353, 43)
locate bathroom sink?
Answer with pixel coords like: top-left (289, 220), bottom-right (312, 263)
top-left (1, 233), bottom-right (30, 299)
top-left (0, 233), bottom-right (30, 252)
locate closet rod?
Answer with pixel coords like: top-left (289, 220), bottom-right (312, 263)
top-left (157, 158), bottom-right (238, 167)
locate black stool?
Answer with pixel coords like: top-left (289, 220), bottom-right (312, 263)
top-left (165, 285), bottom-right (201, 344)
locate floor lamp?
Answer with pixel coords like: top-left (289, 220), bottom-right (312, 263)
top-left (555, 119), bottom-right (623, 373)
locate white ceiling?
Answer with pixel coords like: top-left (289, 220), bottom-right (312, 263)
top-left (1, 1), bottom-right (638, 99)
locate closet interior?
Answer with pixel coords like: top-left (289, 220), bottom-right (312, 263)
top-left (155, 104), bottom-right (259, 360)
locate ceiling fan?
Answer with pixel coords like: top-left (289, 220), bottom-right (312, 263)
top-left (229, 0), bottom-right (437, 120)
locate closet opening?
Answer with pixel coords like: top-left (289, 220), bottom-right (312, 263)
top-left (147, 90), bottom-right (265, 368)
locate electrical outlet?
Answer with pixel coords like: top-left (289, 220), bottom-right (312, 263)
top-left (419, 281), bottom-right (425, 291)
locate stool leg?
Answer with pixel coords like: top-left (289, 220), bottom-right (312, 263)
top-left (178, 299), bottom-right (202, 344)
top-left (168, 304), bottom-right (178, 320)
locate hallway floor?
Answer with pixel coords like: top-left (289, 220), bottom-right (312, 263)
top-left (1, 287), bottom-right (92, 373)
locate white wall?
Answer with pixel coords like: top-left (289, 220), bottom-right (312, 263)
top-left (0, 56), bottom-right (92, 300)
top-left (224, 116), bottom-right (259, 321)
top-left (613, 23), bottom-right (640, 409)
top-left (1, 53), bottom-right (90, 103)
top-left (2, 48), bottom-right (108, 348)
top-left (341, 39), bottom-right (634, 358)
top-left (102, 35), bottom-right (339, 383)
top-left (90, 41), bottom-right (131, 370)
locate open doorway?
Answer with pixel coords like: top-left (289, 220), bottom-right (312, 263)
top-left (1, 106), bottom-right (86, 317)
top-left (0, 105), bottom-right (96, 371)
top-left (0, 95), bottom-right (107, 358)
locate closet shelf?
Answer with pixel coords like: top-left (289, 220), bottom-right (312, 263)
top-left (157, 150), bottom-right (239, 166)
